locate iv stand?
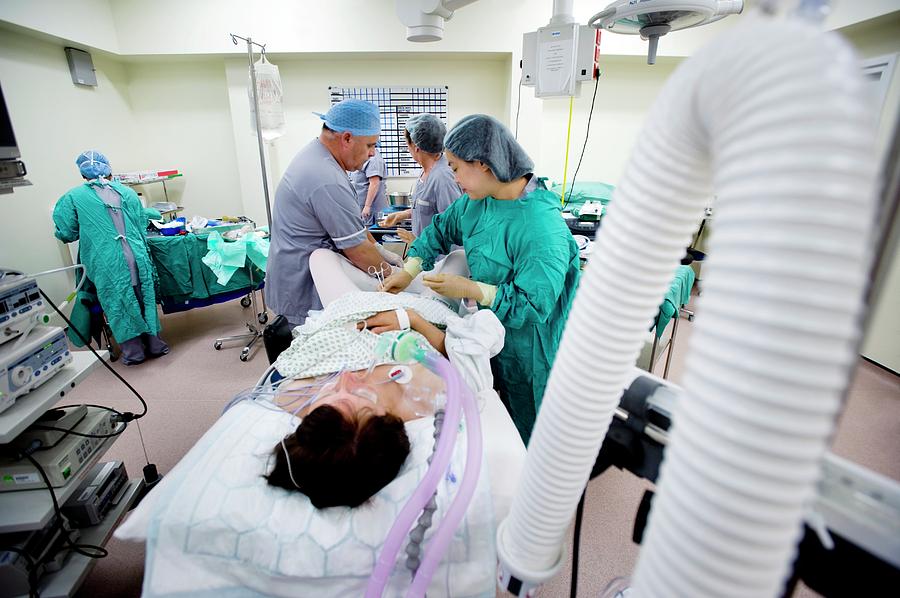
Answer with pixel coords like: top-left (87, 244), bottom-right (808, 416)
top-left (230, 33), bottom-right (274, 230)
top-left (213, 33), bottom-right (273, 362)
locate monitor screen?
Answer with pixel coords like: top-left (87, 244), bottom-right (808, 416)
top-left (0, 83), bottom-right (21, 161)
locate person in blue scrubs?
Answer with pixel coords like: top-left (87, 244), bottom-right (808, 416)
top-left (267, 100), bottom-right (395, 327)
top-left (349, 148), bottom-right (388, 225)
top-left (382, 114), bottom-right (461, 243)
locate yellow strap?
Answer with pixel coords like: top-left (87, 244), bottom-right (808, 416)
top-left (560, 96), bottom-right (575, 205)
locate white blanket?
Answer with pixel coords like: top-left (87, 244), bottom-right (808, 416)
top-left (116, 302), bottom-right (523, 597)
top-left (117, 398), bottom-right (510, 597)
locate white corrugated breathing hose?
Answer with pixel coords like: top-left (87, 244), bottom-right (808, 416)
top-left (496, 11), bottom-right (878, 597)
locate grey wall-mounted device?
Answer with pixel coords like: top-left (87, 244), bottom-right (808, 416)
top-left (64, 47), bottom-right (97, 87)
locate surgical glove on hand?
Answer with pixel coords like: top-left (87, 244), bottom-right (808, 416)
top-left (397, 229), bottom-right (416, 244)
top-left (422, 274), bottom-right (485, 301)
top-left (380, 270), bottom-right (414, 294)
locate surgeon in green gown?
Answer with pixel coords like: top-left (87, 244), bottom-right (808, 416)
top-left (53, 150), bottom-right (169, 365)
top-left (381, 115), bottom-right (580, 445)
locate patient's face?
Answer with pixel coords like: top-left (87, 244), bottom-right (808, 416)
top-left (312, 370), bottom-right (388, 420)
top-left (283, 364), bottom-right (445, 422)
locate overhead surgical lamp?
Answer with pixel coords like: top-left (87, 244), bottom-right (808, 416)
top-left (396, 0), bottom-right (480, 42)
top-left (589, 0), bottom-right (744, 64)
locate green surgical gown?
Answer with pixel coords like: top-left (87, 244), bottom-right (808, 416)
top-left (408, 187), bottom-right (581, 445)
top-left (53, 181), bottom-right (161, 343)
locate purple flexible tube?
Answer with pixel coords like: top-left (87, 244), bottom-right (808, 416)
top-left (406, 355), bottom-right (483, 597)
top-left (364, 353), bottom-right (463, 598)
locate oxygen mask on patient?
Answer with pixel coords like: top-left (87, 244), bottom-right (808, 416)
top-left (372, 331), bottom-right (446, 417)
top-left (317, 369), bottom-right (384, 406)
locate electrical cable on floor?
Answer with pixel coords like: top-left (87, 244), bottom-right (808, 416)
top-left (571, 488), bottom-right (587, 598)
top-left (565, 70), bottom-right (602, 210)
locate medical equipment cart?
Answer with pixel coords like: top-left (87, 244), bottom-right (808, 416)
top-left (0, 350), bottom-right (145, 597)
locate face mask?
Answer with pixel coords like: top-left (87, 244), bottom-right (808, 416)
top-left (87, 176), bottom-right (111, 187)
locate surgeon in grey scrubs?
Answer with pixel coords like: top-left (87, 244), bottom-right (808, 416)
top-left (349, 148), bottom-right (387, 225)
top-left (382, 113), bottom-right (461, 243)
top-left (266, 99), bottom-right (395, 327)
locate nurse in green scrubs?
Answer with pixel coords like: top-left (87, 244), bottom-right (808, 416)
top-left (53, 151), bottom-right (168, 365)
top-left (381, 115), bottom-right (580, 445)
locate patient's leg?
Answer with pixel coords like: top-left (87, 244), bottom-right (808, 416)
top-left (310, 248), bottom-right (471, 309)
top-left (432, 250), bottom-right (469, 278)
top-left (310, 249), bottom-right (382, 306)
top-left (417, 250), bottom-right (470, 311)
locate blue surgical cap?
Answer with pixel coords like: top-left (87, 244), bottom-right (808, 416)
top-left (444, 114), bottom-right (533, 183)
top-left (405, 113), bottom-right (446, 154)
top-left (314, 99), bottom-right (381, 136)
top-left (76, 150), bottom-right (112, 179)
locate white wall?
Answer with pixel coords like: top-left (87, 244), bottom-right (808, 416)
top-left (224, 53), bottom-right (511, 225)
top-left (536, 56), bottom-right (681, 188)
top-left (840, 12), bottom-right (900, 372)
top-left (0, 30), bottom-right (244, 305)
top-left (0, 27), bottom-right (138, 304)
top-left (826, 0), bottom-right (900, 30)
top-left (123, 60), bottom-right (244, 217)
top-left (0, 0), bottom-right (119, 53)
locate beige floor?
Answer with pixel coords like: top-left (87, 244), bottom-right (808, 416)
top-left (54, 293), bottom-right (900, 598)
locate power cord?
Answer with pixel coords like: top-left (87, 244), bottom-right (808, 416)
top-left (39, 289), bottom-right (148, 423)
top-left (31, 422), bottom-right (128, 446)
top-left (38, 288), bottom-right (161, 486)
top-left (0, 273), bottom-right (161, 595)
top-left (0, 545), bottom-right (39, 598)
top-left (571, 489), bottom-right (587, 598)
top-left (564, 69), bottom-right (601, 210)
top-left (0, 442), bottom-right (109, 598)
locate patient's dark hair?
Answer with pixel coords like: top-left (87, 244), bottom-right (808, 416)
top-left (266, 405), bottom-right (411, 508)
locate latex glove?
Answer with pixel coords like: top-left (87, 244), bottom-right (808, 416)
top-left (422, 273), bottom-right (483, 301)
top-left (362, 205), bottom-right (372, 220)
top-left (397, 229), bottom-right (416, 244)
top-left (380, 270), bottom-right (414, 294)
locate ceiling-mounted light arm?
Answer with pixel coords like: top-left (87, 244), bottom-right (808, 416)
top-left (550, 0), bottom-right (576, 25)
top-left (396, 0), bottom-right (480, 42)
top-left (589, 0), bottom-right (743, 65)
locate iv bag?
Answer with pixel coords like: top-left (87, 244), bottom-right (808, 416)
top-left (249, 56), bottom-right (286, 142)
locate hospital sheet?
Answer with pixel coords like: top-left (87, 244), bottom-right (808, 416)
top-left (116, 389), bottom-right (524, 598)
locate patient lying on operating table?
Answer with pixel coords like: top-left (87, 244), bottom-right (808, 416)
top-left (266, 308), bottom-right (449, 508)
